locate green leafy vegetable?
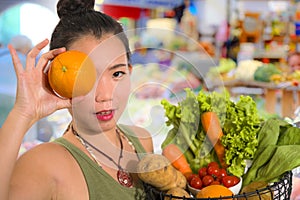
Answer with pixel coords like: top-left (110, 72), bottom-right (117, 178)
top-left (161, 88), bottom-right (262, 176)
top-left (242, 118), bottom-right (300, 186)
top-left (254, 63), bottom-right (281, 82)
top-left (221, 95), bottom-right (261, 176)
top-left (161, 89), bottom-right (215, 172)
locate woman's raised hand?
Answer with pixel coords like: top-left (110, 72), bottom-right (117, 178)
top-left (8, 39), bottom-right (72, 123)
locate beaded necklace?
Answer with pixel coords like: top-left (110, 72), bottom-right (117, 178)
top-left (71, 125), bottom-right (135, 187)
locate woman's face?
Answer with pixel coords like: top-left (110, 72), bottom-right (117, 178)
top-left (69, 35), bottom-right (131, 134)
top-left (288, 54), bottom-right (300, 72)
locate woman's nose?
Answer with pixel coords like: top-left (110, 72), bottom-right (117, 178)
top-left (95, 78), bottom-right (114, 102)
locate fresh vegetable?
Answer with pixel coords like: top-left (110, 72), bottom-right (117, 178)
top-left (207, 58), bottom-right (236, 75)
top-left (211, 180), bottom-right (221, 185)
top-left (221, 95), bottom-right (261, 177)
top-left (188, 161), bottom-right (240, 190)
top-left (242, 118), bottom-right (300, 186)
top-left (198, 167), bottom-right (207, 178)
top-left (161, 89), bottom-right (261, 176)
top-left (137, 154), bottom-right (186, 191)
top-left (202, 175), bottom-right (214, 186)
top-left (161, 89), bottom-right (215, 173)
top-left (162, 143), bottom-right (193, 178)
top-left (205, 58), bottom-right (236, 82)
top-left (253, 63), bottom-right (281, 82)
top-left (159, 170), bottom-right (187, 191)
top-left (190, 176), bottom-right (203, 189)
top-left (270, 70), bottom-right (300, 85)
top-left (222, 176), bottom-right (240, 188)
top-left (234, 59), bottom-right (263, 81)
top-left (219, 168), bottom-right (227, 178)
top-left (207, 161), bottom-right (219, 168)
top-left (187, 174), bottom-right (198, 182)
top-left (207, 164), bottom-right (220, 177)
top-left (201, 111), bottom-right (227, 168)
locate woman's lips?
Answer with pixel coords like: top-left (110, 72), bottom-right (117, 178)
top-left (96, 110), bottom-right (115, 121)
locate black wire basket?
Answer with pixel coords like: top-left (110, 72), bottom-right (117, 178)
top-left (144, 171), bottom-right (293, 200)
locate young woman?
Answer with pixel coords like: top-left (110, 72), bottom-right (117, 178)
top-left (0, 0), bottom-right (153, 199)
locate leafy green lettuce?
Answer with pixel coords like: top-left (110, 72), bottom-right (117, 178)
top-left (221, 95), bottom-right (261, 176)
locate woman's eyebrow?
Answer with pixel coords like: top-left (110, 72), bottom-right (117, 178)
top-left (108, 63), bottom-right (127, 71)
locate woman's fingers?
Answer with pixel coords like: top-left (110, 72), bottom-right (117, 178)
top-left (25, 39), bottom-right (49, 71)
top-left (37, 47), bottom-right (66, 72)
top-left (8, 44), bottom-right (23, 76)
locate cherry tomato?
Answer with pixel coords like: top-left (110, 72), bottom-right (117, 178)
top-left (222, 175), bottom-right (240, 188)
top-left (187, 174), bottom-right (198, 183)
top-left (202, 175), bottom-right (214, 186)
top-left (232, 176), bottom-right (240, 185)
top-left (208, 161), bottom-right (219, 168)
top-left (198, 167), bottom-right (207, 178)
top-left (211, 180), bottom-right (221, 185)
top-left (190, 176), bottom-right (203, 189)
top-left (207, 165), bottom-right (220, 177)
top-left (219, 168), bottom-right (227, 179)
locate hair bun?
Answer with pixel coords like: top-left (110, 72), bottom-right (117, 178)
top-left (57, 0), bottom-right (95, 18)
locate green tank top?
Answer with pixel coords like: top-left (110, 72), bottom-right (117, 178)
top-left (53, 124), bottom-right (148, 200)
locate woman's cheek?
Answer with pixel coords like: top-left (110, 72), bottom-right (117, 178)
top-left (115, 79), bottom-right (131, 106)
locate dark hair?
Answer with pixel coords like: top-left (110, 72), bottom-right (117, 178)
top-left (50, 0), bottom-right (131, 62)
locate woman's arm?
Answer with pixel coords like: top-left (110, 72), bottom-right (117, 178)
top-left (0, 109), bottom-right (36, 199)
top-left (0, 39), bottom-right (70, 199)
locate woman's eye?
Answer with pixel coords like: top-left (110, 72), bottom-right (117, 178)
top-left (113, 71), bottom-right (126, 78)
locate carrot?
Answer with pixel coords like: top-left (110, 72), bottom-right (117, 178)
top-left (162, 143), bottom-right (193, 178)
top-left (201, 111), bottom-right (227, 168)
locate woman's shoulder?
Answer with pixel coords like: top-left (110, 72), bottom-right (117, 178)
top-left (10, 141), bottom-right (80, 197)
top-left (20, 140), bottom-right (68, 156)
top-left (17, 141), bottom-right (74, 171)
top-left (16, 140), bottom-right (82, 181)
top-left (120, 124), bottom-right (153, 153)
top-left (18, 140), bottom-right (86, 177)
top-left (12, 140), bottom-right (89, 199)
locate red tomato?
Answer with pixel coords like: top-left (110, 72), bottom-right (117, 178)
top-left (208, 161), bottom-right (219, 168)
top-left (190, 176), bottom-right (203, 189)
top-left (232, 176), bottom-right (240, 185)
top-left (207, 165), bottom-right (220, 177)
top-left (198, 167), bottom-right (207, 178)
top-left (187, 174), bottom-right (198, 183)
top-left (202, 175), bottom-right (214, 186)
top-left (210, 180), bottom-right (221, 185)
top-left (219, 168), bottom-right (227, 178)
top-left (222, 175), bottom-right (240, 188)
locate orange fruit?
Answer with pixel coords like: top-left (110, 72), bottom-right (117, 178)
top-left (196, 185), bottom-right (234, 199)
top-left (48, 50), bottom-right (96, 98)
